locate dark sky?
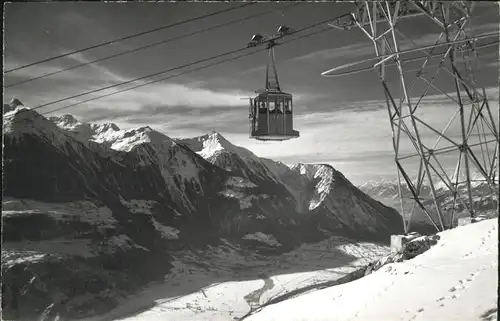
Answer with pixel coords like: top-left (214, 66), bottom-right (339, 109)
top-left (3, 2), bottom-right (499, 184)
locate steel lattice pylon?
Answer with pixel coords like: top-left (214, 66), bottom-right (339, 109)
top-left (323, 1), bottom-right (499, 233)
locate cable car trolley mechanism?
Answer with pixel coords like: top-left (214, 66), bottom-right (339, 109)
top-left (246, 25), bottom-right (300, 141)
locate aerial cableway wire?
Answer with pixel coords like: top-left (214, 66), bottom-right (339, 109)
top-left (5, 3), bottom-right (301, 88)
top-left (11, 12), bottom-right (498, 118)
top-left (35, 32), bottom-right (500, 114)
top-left (41, 26), bottom-right (333, 116)
top-left (23, 14), bottom-right (350, 113)
top-left (3, 2), bottom-right (255, 74)
top-left (31, 47), bottom-right (249, 111)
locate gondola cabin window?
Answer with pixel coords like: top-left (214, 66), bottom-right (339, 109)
top-left (269, 101), bottom-right (276, 113)
top-left (277, 100), bottom-right (284, 114)
top-left (285, 99), bottom-right (292, 114)
top-left (259, 101), bottom-right (266, 113)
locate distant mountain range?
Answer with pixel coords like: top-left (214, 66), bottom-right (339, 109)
top-left (358, 175), bottom-right (498, 231)
top-left (2, 100), bottom-right (405, 320)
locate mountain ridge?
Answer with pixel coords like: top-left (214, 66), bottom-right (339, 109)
top-left (2, 101), bottom-right (404, 320)
top-left (41, 108), bottom-right (404, 238)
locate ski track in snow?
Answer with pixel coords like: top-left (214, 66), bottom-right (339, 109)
top-left (403, 222), bottom-right (498, 321)
top-left (245, 218), bottom-right (498, 321)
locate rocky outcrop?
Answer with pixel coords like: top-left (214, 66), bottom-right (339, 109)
top-left (273, 163), bottom-right (404, 239)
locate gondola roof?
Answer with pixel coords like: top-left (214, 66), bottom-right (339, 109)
top-left (254, 90), bottom-right (293, 99)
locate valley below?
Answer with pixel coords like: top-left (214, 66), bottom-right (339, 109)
top-left (59, 234), bottom-right (390, 321)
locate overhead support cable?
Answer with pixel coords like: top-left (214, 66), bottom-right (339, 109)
top-left (25, 16), bottom-right (342, 113)
top-left (4, 2), bottom-right (255, 74)
top-left (5, 3), bottom-right (300, 88)
top-left (42, 26), bottom-right (332, 115)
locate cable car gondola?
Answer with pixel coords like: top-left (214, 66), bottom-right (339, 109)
top-left (247, 25), bottom-right (300, 141)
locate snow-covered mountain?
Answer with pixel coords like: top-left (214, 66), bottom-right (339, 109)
top-left (49, 114), bottom-right (120, 143)
top-left (2, 101), bottom-right (404, 320)
top-left (49, 114), bottom-right (222, 215)
top-left (2, 97), bottom-right (23, 114)
top-left (359, 176), bottom-right (498, 231)
top-left (358, 179), bottom-right (405, 202)
top-left (177, 132), bottom-right (402, 238)
top-left (176, 132), bottom-right (286, 187)
top-left (281, 163), bottom-right (404, 238)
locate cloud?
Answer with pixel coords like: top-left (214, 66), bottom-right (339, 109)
top-left (4, 63), bottom-right (65, 81)
top-left (75, 103), bottom-right (244, 128)
top-left (288, 31), bottom-right (447, 64)
top-left (290, 17), bottom-right (499, 66)
top-left (292, 42), bottom-right (375, 63)
top-left (484, 60), bottom-right (499, 69)
top-left (55, 11), bottom-right (131, 52)
top-left (57, 10), bottom-right (93, 27)
top-left (5, 52), bottom-right (250, 115)
top-left (238, 64), bottom-right (267, 76)
top-left (238, 86), bottom-right (497, 156)
top-left (4, 55), bottom-right (125, 85)
top-left (40, 80), bottom-right (252, 139)
top-left (293, 86), bottom-right (494, 116)
top-left (62, 51), bottom-right (128, 83)
top-left (74, 83), bottom-right (249, 114)
top-left (239, 42), bottom-right (379, 76)
top-left (470, 21), bottom-right (499, 35)
top-left (44, 85), bottom-right (496, 185)
top-left (288, 31), bottom-right (430, 65)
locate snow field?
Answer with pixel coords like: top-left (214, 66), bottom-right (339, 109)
top-left (84, 236), bottom-right (390, 321)
top-left (246, 218), bottom-right (498, 321)
top-left (2, 197), bottom-right (117, 227)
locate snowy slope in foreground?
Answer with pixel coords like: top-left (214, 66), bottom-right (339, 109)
top-left (248, 218), bottom-right (499, 321)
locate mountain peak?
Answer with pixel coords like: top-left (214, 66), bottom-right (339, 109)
top-left (3, 98), bottom-right (26, 115)
top-left (53, 114), bottom-right (79, 125)
top-left (176, 131), bottom-right (290, 189)
top-left (207, 130), bottom-right (230, 142)
top-left (125, 126), bottom-right (165, 139)
top-left (48, 114), bottom-right (122, 145)
top-left (198, 132), bottom-right (226, 158)
top-left (4, 105), bottom-right (38, 121)
top-left (197, 131), bottom-right (259, 161)
top-left (90, 122), bottom-right (120, 134)
top-left (99, 125), bottom-right (176, 153)
top-left (10, 98), bottom-right (24, 108)
top-left (49, 114), bottom-right (121, 134)
top-left (204, 130), bottom-right (228, 143)
top-left (3, 108), bottom-right (74, 149)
